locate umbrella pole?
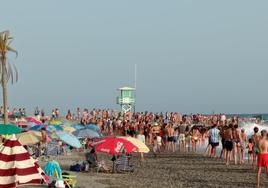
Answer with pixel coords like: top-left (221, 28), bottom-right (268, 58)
top-left (113, 161), bottom-right (115, 173)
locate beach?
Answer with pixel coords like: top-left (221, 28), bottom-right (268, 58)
top-left (31, 150), bottom-right (268, 188)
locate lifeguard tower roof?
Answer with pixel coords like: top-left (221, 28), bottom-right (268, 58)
top-left (118, 87), bottom-right (135, 91)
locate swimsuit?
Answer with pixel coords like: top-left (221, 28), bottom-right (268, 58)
top-left (179, 134), bottom-right (185, 142)
top-left (211, 142), bottom-right (219, 148)
top-left (168, 136), bottom-right (174, 142)
top-left (258, 153), bottom-right (268, 167)
top-left (193, 137), bottom-right (199, 142)
top-left (254, 146), bottom-right (260, 155)
top-left (225, 141), bottom-right (233, 151)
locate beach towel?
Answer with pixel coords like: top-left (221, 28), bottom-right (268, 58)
top-left (44, 160), bottom-right (63, 180)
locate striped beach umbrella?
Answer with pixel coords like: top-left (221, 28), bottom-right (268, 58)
top-left (0, 135), bottom-right (44, 188)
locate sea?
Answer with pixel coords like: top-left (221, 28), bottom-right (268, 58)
top-left (227, 113), bottom-right (268, 121)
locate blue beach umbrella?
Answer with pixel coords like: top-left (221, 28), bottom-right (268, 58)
top-left (29, 124), bottom-right (45, 131)
top-left (72, 124), bottom-right (84, 130)
top-left (56, 131), bottom-right (81, 148)
top-left (73, 128), bottom-right (101, 139)
top-left (86, 124), bottom-right (101, 133)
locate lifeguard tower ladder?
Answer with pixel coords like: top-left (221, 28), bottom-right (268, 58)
top-left (116, 87), bottom-right (136, 114)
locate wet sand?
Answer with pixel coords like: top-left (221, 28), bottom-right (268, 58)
top-left (28, 151), bottom-right (268, 188)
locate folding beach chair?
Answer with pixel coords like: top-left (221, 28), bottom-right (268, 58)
top-left (62, 173), bottom-right (77, 188)
top-left (115, 155), bottom-right (134, 173)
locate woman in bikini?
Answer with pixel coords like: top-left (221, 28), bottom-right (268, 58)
top-left (191, 126), bottom-right (200, 153)
top-left (232, 124), bottom-right (241, 165)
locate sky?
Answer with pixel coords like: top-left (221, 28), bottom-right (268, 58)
top-left (1, 0), bottom-right (268, 114)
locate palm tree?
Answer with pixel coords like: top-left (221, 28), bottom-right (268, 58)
top-left (0, 30), bottom-right (18, 124)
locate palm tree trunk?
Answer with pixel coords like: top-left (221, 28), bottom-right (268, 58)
top-left (1, 60), bottom-right (8, 124)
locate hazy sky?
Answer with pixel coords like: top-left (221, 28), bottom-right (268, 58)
top-left (1, 1), bottom-right (268, 114)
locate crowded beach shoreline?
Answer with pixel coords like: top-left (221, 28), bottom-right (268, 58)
top-left (0, 107), bottom-right (267, 188)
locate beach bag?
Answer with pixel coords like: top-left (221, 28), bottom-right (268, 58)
top-left (70, 163), bottom-right (81, 172)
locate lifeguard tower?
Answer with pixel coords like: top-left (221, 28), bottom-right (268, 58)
top-left (116, 87), bottom-right (136, 114)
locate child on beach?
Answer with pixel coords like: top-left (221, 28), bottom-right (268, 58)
top-left (153, 136), bottom-right (158, 157)
top-left (247, 138), bottom-right (254, 164)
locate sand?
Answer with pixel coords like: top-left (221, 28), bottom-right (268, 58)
top-left (28, 151), bottom-right (268, 188)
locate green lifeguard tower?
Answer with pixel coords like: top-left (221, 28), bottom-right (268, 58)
top-left (117, 87), bottom-right (136, 114)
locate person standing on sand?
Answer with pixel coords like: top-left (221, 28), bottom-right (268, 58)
top-left (173, 128), bottom-right (179, 152)
top-left (167, 124), bottom-right (175, 152)
top-left (252, 127), bottom-right (261, 167)
top-left (40, 128), bottom-right (48, 156)
top-left (256, 130), bottom-right (268, 188)
top-left (247, 138), bottom-right (254, 165)
top-left (224, 124), bottom-right (233, 165)
top-left (192, 126), bottom-right (200, 152)
top-left (209, 123), bottom-right (220, 158)
top-left (240, 128), bottom-right (247, 164)
top-left (185, 126), bottom-right (191, 152)
top-left (232, 124), bottom-right (241, 165)
top-left (220, 126), bottom-right (227, 159)
top-left (178, 123), bottom-right (186, 152)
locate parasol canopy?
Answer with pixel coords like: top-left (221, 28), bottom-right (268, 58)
top-left (0, 124), bottom-right (22, 135)
top-left (56, 131), bottom-right (81, 148)
top-left (119, 136), bottom-right (150, 153)
top-left (0, 135), bottom-right (43, 187)
top-left (72, 128), bottom-right (101, 139)
top-left (95, 137), bottom-right (137, 155)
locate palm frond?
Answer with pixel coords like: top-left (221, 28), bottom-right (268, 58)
top-left (8, 62), bottom-right (14, 84)
top-left (12, 63), bottom-right (18, 82)
top-left (5, 63), bottom-right (10, 83)
top-left (6, 46), bottom-right (18, 58)
top-left (0, 31), bottom-right (9, 36)
top-left (0, 30), bottom-right (18, 86)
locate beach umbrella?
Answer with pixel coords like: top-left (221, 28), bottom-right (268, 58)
top-left (17, 121), bottom-right (36, 128)
top-left (63, 126), bottom-right (76, 133)
top-left (62, 120), bottom-right (75, 127)
top-left (29, 124), bottom-right (46, 131)
top-left (49, 120), bottom-right (63, 125)
top-left (56, 131), bottom-right (81, 148)
top-left (26, 117), bottom-right (42, 125)
top-left (73, 128), bottom-right (100, 139)
top-left (16, 131), bottom-right (42, 145)
top-left (49, 125), bottom-right (63, 131)
top-left (72, 124), bottom-right (84, 130)
top-left (86, 124), bottom-right (101, 133)
top-left (119, 137), bottom-right (150, 153)
top-left (0, 124), bottom-right (22, 135)
top-left (0, 135), bottom-right (43, 187)
top-left (95, 137), bottom-right (137, 155)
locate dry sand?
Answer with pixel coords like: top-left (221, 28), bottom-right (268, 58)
top-left (28, 151), bottom-right (268, 188)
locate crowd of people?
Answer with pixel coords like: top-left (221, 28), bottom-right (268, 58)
top-left (5, 106), bottom-right (268, 187)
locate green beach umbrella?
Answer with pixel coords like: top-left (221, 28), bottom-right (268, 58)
top-left (0, 124), bottom-right (22, 135)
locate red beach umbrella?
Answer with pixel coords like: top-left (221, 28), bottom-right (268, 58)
top-left (0, 135), bottom-right (44, 188)
top-left (26, 117), bottom-right (42, 125)
top-left (95, 137), bottom-right (138, 155)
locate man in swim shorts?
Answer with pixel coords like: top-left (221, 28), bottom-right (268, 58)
top-left (224, 124), bottom-right (233, 165)
top-left (209, 123), bottom-right (220, 158)
top-left (256, 130), bottom-right (268, 188)
top-left (167, 124), bottom-right (175, 152)
top-left (179, 124), bottom-right (187, 152)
